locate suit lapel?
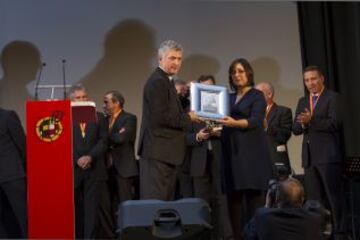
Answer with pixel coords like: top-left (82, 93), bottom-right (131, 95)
top-left (157, 67), bottom-right (184, 113)
top-left (84, 122), bottom-right (94, 143)
top-left (111, 111), bottom-right (126, 133)
top-left (74, 124), bottom-right (83, 140)
top-left (303, 95), bottom-right (310, 113)
top-left (267, 103), bottom-right (278, 125)
top-left (312, 88), bottom-right (328, 116)
top-left (169, 80), bottom-right (184, 113)
top-left (73, 124), bottom-right (85, 156)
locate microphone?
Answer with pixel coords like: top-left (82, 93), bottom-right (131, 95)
top-left (34, 62), bottom-right (46, 100)
top-left (62, 59), bottom-right (66, 100)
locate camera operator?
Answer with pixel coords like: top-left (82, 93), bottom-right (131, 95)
top-left (244, 178), bottom-right (327, 240)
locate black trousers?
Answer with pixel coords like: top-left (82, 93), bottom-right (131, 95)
top-left (140, 157), bottom-right (177, 201)
top-left (74, 177), bottom-right (99, 239)
top-left (94, 180), bottom-right (114, 239)
top-left (108, 166), bottom-right (136, 236)
top-left (193, 150), bottom-right (227, 240)
top-left (0, 178), bottom-right (27, 238)
top-left (175, 150), bottom-right (193, 199)
top-left (304, 163), bottom-right (347, 234)
top-left (108, 166), bottom-right (136, 204)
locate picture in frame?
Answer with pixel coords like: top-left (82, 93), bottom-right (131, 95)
top-left (190, 82), bottom-right (229, 120)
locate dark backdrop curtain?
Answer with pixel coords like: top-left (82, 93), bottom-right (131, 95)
top-left (297, 2), bottom-right (360, 157)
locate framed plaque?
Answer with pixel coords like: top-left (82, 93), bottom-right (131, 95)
top-left (190, 83), bottom-right (229, 120)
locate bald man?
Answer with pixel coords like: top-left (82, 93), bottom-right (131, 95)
top-left (244, 178), bottom-right (326, 240)
top-left (256, 82), bottom-right (293, 176)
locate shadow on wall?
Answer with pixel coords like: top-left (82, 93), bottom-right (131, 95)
top-left (80, 19), bottom-right (156, 119)
top-left (251, 56), bottom-right (304, 174)
top-left (251, 57), bottom-right (282, 86)
top-left (0, 41), bottom-right (41, 124)
top-left (179, 54), bottom-right (220, 83)
top-left (251, 56), bottom-right (303, 111)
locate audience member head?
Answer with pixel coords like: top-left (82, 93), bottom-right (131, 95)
top-left (158, 40), bottom-right (183, 76)
top-left (255, 81), bottom-right (275, 105)
top-left (228, 58), bottom-right (254, 92)
top-left (197, 75), bottom-right (216, 85)
top-left (103, 90), bottom-right (125, 115)
top-left (69, 84), bottom-right (88, 102)
top-left (303, 65), bottom-right (325, 95)
top-left (276, 178), bottom-right (305, 208)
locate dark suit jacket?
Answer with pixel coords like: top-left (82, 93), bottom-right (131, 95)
top-left (73, 112), bottom-right (108, 187)
top-left (186, 123), bottom-right (222, 177)
top-left (292, 89), bottom-right (342, 168)
top-left (266, 103), bottom-right (292, 166)
top-left (222, 89), bottom-right (272, 192)
top-left (108, 110), bottom-right (138, 178)
top-left (0, 109), bottom-right (26, 183)
top-left (244, 207), bottom-right (325, 240)
top-left (138, 67), bottom-right (192, 166)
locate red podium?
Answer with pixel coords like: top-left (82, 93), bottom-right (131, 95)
top-left (26, 100), bottom-right (74, 239)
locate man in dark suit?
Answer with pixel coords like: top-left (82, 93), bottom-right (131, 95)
top-left (292, 66), bottom-right (346, 239)
top-left (103, 90), bottom-right (138, 214)
top-left (173, 78), bottom-right (193, 199)
top-left (256, 82), bottom-right (293, 176)
top-left (244, 178), bottom-right (326, 240)
top-left (0, 108), bottom-right (27, 238)
top-left (187, 75), bottom-right (227, 239)
top-left (69, 84), bottom-right (108, 239)
top-left (138, 40), bottom-right (198, 200)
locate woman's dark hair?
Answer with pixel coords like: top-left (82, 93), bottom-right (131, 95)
top-left (197, 75), bottom-right (216, 84)
top-left (228, 58), bottom-right (254, 91)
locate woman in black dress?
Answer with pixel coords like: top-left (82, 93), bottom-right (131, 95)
top-left (219, 58), bottom-right (272, 240)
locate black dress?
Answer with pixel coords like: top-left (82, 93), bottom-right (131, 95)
top-left (222, 88), bottom-right (272, 193)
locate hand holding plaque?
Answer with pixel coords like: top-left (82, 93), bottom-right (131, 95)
top-left (188, 110), bottom-right (204, 123)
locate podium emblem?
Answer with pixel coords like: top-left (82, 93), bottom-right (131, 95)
top-left (36, 112), bottom-right (64, 142)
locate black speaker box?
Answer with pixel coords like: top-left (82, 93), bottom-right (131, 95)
top-left (117, 198), bottom-right (212, 240)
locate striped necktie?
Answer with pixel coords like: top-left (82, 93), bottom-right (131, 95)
top-left (312, 95), bottom-right (319, 107)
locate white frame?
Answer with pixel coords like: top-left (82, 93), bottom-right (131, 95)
top-left (190, 82), bottom-right (229, 119)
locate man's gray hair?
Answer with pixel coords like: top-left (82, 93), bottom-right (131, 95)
top-left (266, 82), bottom-right (275, 96)
top-left (68, 83), bottom-right (87, 98)
top-left (259, 81), bottom-right (275, 97)
top-left (158, 40), bottom-right (183, 58)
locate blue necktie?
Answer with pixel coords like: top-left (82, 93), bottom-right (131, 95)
top-left (312, 95), bottom-right (318, 107)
